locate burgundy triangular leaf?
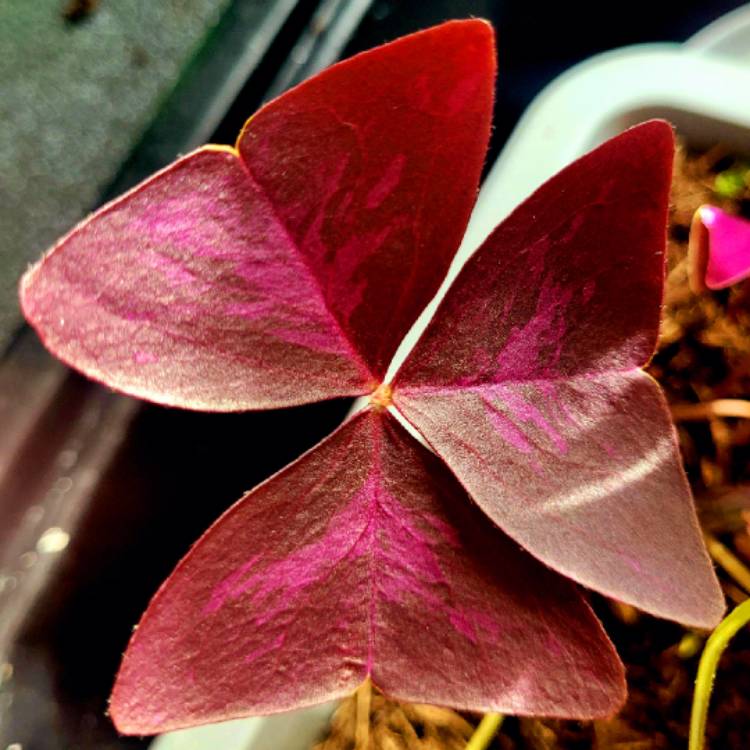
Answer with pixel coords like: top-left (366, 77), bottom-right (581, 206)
top-left (395, 121), bottom-right (674, 389)
top-left (236, 19), bottom-right (495, 378)
top-left (394, 371), bottom-right (723, 628)
top-left (21, 19), bottom-right (494, 406)
top-left (393, 122), bottom-right (724, 628)
top-left (20, 147), bottom-right (371, 410)
top-left (110, 409), bottom-right (625, 734)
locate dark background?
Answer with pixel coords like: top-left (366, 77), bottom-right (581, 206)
top-left (0, 1), bottom-right (747, 747)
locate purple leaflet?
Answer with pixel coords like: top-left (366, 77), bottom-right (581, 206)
top-left (110, 409), bottom-right (624, 734)
top-left (393, 121), bottom-right (724, 628)
top-left (21, 147), bottom-right (370, 409)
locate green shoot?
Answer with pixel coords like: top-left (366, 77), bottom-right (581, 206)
top-left (689, 599), bottom-right (750, 750)
top-left (714, 163), bottom-right (749, 199)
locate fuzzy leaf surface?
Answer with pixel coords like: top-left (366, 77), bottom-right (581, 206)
top-left (20, 148), bottom-right (370, 409)
top-left (236, 20), bottom-right (495, 379)
top-left (20, 20), bottom-right (495, 408)
top-left (110, 409), bottom-right (625, 733)
top-left (394, 121), bottom-right (724, 628)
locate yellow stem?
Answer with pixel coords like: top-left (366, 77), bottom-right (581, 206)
top-left (354, 677), bottom-right (371, 750)
top-left (704, 533), bottom-right (750, 593)
top-left (466, 712), bottom-right (504, 750)
top-left (689, 599), bottom-right (750, 750)
top-left (671, 399), bottom-right (750, 421)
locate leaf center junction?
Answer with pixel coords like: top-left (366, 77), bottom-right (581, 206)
top-left (369, 383), bottom-right (393, 410)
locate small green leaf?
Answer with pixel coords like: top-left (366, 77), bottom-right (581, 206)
top-left (714, 165), bottom-right (750, 199)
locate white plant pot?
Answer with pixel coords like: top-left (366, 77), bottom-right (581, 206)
top-left (151, 6), bottom-right (750, 749)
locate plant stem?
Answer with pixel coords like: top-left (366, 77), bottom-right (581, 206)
top-left (465, 712), bottom-right (503, 750)
top-left (689, 599), bottom-right (750, 750)
top-left (704, 533), bottom-right (750, 593)
top-left (354, 677), bottom-right (371, 750)
top-left (721, 580), bottom-right (749, 605)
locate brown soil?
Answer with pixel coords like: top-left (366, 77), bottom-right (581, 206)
top-left (313, 145), bottom-right (750, 749)
top-left (62, 0), bottom-right (100, 24)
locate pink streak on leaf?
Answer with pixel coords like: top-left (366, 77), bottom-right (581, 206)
top-left (133, 351), bottom-right (159, 365)
top-left (366, 155), bottom-right (407, 209)
top-left (492, 268), bottom-right (574, 383)
top-left (491, 384), bottom-right (568, 454)
top-left (206, 480), bottom-right (376, 627)
top-left (394, 122), bottom-right (724, 629)
top-left (142, 250), bottom-right (206, 288)
top-left (204, 554), bottom-right (262, 615)
top-left (481, 396), bottom-right (535, 455)
top-left (110, 410), bottom-right (625, 734)
top-left (481, 383), bottom-right (568, 458)
top-left (448, 608), bottom-right (501, 644)
top-left (245, 634), bottom-right (286, 665)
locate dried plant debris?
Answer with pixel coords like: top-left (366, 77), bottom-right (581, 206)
top-left (651, 143), bottom-right (750, 492)
top-left (314, 143), bottom-right (750, 749)
top-left (313, 685), bottom-right (476, 750)
top-left (654, 145), bottom-right (750, 407)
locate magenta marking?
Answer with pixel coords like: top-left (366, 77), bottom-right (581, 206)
top-left (493, 275), bottom-right (573, 381)
top-left (555, 209), bottom-right (587, 246)
top-left (224, 300), bottom-right (274, 319)
top-left (133, 350), bottom-right (159, 365)
top-left (204, 464), bottom-right (499, 657)
top-left (481, 396), bottom-right (533, 454)
top-left (492, 385), bottom-right (568, 455)
top-left (622, 555), bottom-right (643, 574)
top-left (245, 633), bottom-right (286, 664)
top-left (151, 254), bottom-right (200, 286)
top-left (204, 554), bottom-right (262, 614)
top-left (204, 481), bottom-right (377, 629)
top-left (582, 279), bottom-right (596, 304)
top-left (601, 441), bottom-right (619, 459)
top-left (422, 512), bottom-right (461, 549)
top-left (544, 633), bottom-right (563, 658)
top-left (449, 610), bottom-right (477, 643)
top-left (448, 607), bottom-right (501, 645)
top-left (366, 155), bottom-right (406, 209)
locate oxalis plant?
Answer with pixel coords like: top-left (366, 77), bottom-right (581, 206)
top-left (20, 19), bottom-right (726, 737)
